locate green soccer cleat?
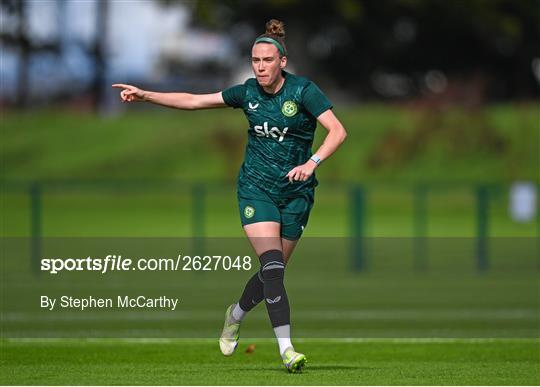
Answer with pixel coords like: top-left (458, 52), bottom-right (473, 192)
top-left (282, 347), bottom-right (307, 373)
top-left (219, 304), bottom-right (240, 356)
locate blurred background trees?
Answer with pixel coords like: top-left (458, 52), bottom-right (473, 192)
top-left (186, 0), bottom-right (540, 101)
top-left (1, 0), bottom-right (539, 110)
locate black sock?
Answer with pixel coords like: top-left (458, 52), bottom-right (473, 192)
top-left (238, 270), bottom-right (265, 312)
top-left (259, 249), bottom-right (290, 328)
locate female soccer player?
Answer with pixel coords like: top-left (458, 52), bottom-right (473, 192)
top-left (112, 19), bottom-right (347, 373)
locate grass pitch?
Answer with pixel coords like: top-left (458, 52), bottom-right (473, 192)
top-left (1, 338), bottom-right (538, 385)
top-left (2, 105), bottom-right (538, 385)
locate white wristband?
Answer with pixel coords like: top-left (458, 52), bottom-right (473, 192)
top-left (310, 154), bottom-right (322, 165)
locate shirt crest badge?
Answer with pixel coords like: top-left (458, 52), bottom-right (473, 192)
top-left (281, 100), bottom-right (298, 117)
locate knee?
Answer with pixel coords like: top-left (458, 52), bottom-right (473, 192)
top-left (259, 249), bottom-right (285, 281)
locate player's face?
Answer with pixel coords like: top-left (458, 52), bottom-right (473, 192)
top-left (251, 43), bottom-right (287, 88)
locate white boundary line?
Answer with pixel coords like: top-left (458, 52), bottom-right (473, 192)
top-left (3, 308), bottom-right (538, 321)
top-left (4, 337), bottom-right (539, 344)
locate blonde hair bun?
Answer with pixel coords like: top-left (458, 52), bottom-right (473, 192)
top-left (265, 19), bottom-right (285, 38)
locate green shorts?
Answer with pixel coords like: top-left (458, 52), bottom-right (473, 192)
top-left (238, 182), bottom-right (314, 240)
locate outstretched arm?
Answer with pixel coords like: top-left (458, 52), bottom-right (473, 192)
top-left (286, 109), bottom-right (347, 183)
top-left (111, 84), bottom-right (228, 110)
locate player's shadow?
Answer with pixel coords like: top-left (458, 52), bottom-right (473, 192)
top-left (229, 365), bottom-right (369, 373)
top-left (309, 365), bottom-right (372, 371)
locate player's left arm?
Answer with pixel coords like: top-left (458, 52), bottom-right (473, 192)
top-left (287, 109), bottom-right (347, 182)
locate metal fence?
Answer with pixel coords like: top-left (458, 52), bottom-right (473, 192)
top-left (2, 180), bottom-right (539, 273)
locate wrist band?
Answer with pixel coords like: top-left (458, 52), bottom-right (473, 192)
top-left (310, 154), bottom-right (322, 165)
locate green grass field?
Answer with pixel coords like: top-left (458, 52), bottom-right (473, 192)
top-left (2, 104), bottom-right (539, 239)
top-left (1, 339), bottom-right (538, 385)
top-left (1, 105), bottom-right (539, 385)
top-left (1, 104), bottom-right (538, 182)
top-left (2, 238), bottom-right (538, 384)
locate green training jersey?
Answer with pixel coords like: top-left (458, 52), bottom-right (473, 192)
top-left (222, 70), bottom-right (332, 197)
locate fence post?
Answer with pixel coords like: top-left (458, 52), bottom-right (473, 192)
top-left (192, 183), bottom-right (205, 254)
top-left (413, 184), bottom-right (428, 271)
top-left (476, 185), bottom-right (489, 273)
top-left (29, 182), bottom-right (42, 274)
top-left (537, 182), bottom-right (540, 270)
top-left (350, 185), bottom-right (365, 271)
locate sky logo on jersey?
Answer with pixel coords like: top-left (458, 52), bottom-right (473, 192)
top-left (282, 100), bottom-right (298, 117)
top-left (253, 122), bottom-right (289, 142)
